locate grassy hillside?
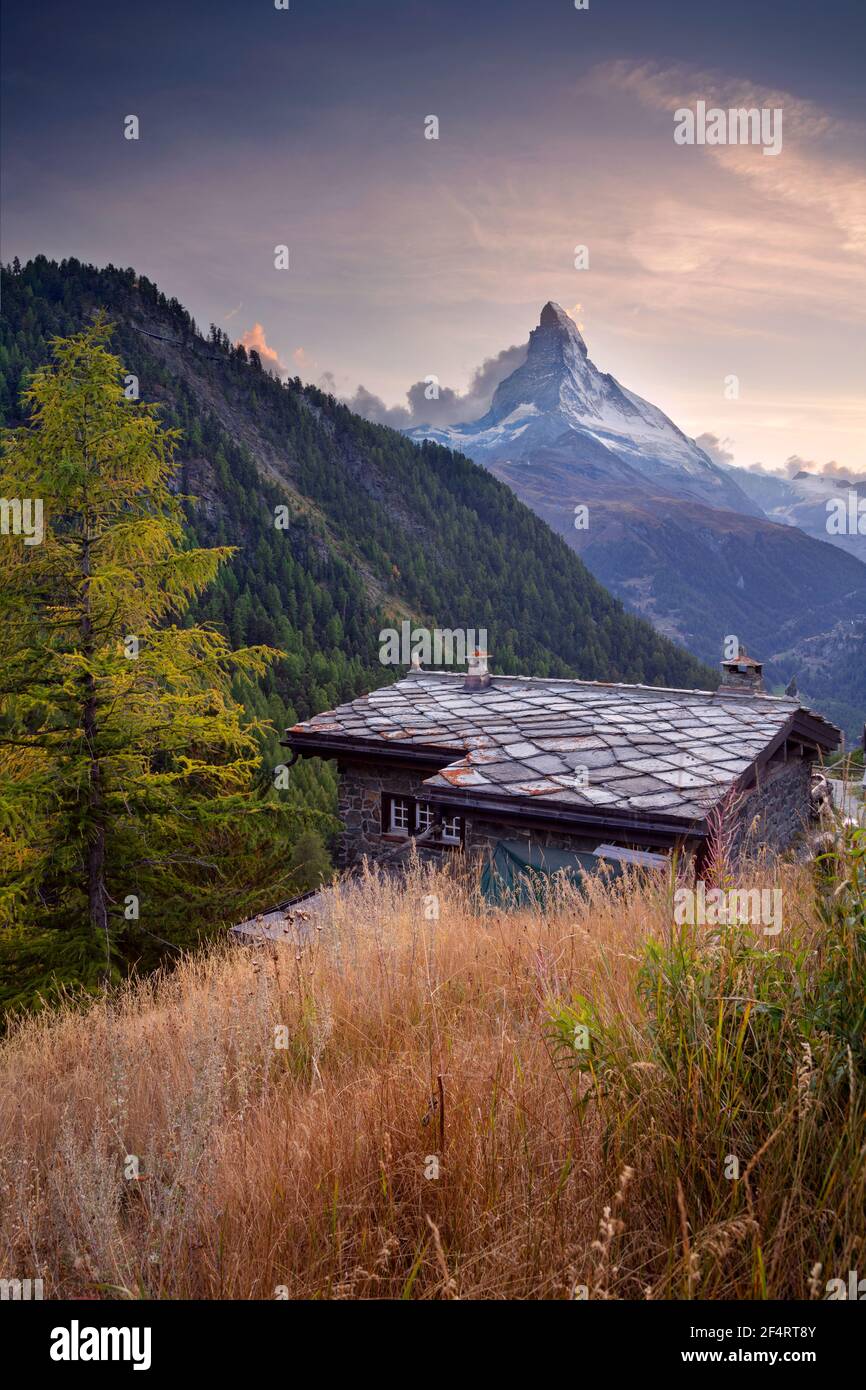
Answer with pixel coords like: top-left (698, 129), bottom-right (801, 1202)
top-left (1, 833), bottom-right (863, 1299)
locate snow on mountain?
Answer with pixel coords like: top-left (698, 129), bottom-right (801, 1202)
top-left (408, 302), bottom-right (761, 516)
top-left (723, 465), bottom-right (866, 562)
top-left (405, 302), bottom-right (866, 735)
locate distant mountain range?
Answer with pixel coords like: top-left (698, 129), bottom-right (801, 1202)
top-left (407, 303), bottom-right (866, 737)
top-left (722, 465), bottom-right (866, 564)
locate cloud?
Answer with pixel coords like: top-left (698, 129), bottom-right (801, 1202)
top-left (695, 432), bottom-right (736, 468)
top-left (696, 435), bottom-right (866, 483)
top-left (780, 455), bottom-right (826, 479)
top-left (740, 455), bottom-right (865, 481)
top-left (236, 322), bottom-right (288, 379)
top-left (597, 59), bottom-right (866, 258)
top-left (343, 341), bottom-right (528, 430)
top-left (810, 458), bottom-right (866, 480)
top-left (778, 455), bottom-right (865, 481)
top-left (341, 383), bottom-right (412, 429)
top-left (744, 457), bottom-right (811, 479)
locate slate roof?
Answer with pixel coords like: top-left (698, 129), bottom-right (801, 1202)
top-left (232, 887), bottom-right (335, 943)
top-left (286, 672), bottom-right (839, 825)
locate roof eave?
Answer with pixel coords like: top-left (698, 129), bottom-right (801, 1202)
top-left (420, 784), bottom-right (709, 841)
top-left (283, 729), bottom-right (463, 768)
top-left (285, 731), bottom-right (709, 841)
top-left (789, 710), bottom-right (842, 752)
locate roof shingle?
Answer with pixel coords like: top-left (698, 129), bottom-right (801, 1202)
top-left (287, 671), bottom-right (839, 823)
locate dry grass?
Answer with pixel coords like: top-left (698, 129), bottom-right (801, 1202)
top-left (1, 844), bottom-right (864, 1300)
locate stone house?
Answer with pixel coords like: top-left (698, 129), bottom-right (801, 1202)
top-left (283, 650), bottom-right (840, 891)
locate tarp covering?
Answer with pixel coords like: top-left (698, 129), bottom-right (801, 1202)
top-left (479, 838), bottom-right (623, 906)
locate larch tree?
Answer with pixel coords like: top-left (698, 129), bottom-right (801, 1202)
top-left (0, 317), bottom-right (302, 1007)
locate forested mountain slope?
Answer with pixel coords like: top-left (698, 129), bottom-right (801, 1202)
top-left (1, 258), bottom-right (715, 746)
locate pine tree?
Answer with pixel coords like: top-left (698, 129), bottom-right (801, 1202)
top-left (0, 318), bottom-right (313, 1006)
top-left (287, 829), bottom-right (332, 895)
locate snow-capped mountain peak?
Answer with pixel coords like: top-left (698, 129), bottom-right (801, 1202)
top-left (486, 301), bottom-right (592, 422)
top-left (408, 302), bottom-right (760, 515)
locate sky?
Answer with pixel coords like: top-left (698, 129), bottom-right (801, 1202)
top-left (2, 0), bottom-right (864, 475)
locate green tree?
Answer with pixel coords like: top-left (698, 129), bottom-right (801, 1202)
top-left (0, 318), bottom-right (311, 1006)
top-left (287, 829), bottom-right (332, 895)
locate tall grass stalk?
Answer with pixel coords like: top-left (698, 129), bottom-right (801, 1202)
top-left (1, 841), bottom-right (863, 1299)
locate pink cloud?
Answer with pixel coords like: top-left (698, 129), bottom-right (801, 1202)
top-left (236, 322), bottom-right (288, 378)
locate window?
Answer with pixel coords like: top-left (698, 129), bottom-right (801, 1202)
top-left (381, 794), bottom-right (462, 847)
top-left (387, 796), bottom-right (411, 836)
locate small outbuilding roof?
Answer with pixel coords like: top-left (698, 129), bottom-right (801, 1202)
top-left (286, 671), bottom-right (840, 829)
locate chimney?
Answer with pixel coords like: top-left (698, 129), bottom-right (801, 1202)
top-left (719, 645), bottom-right (765, 694)
top-left (464, 647), bottom-right (491, 692)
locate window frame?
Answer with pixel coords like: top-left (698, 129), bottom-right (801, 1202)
top-left (415, 801), bottom-right (436, 834)
top-left (380, 793), bottom-right (464, 848)
top-left (384, 794), bottom-right (412, 837)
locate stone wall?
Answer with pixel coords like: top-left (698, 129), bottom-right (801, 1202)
top-left (336, 763), bottom-right (694, 871)
top-left (334, 751), bottom-right (815, 873)
top-left (335, 762), bottom-right (447, 867)
top-left (726, 754), bottom-right (813, 862)
top-left (334, 763), bottom-right (620, 870)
